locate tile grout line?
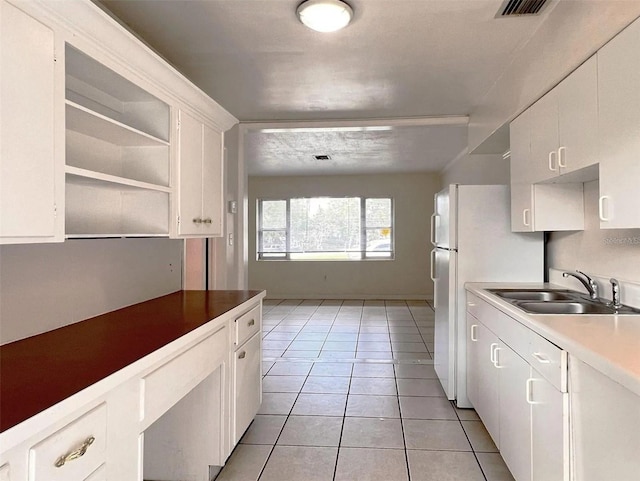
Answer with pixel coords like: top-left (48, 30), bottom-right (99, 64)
top-left (453, 401), bottom-right (490, 481)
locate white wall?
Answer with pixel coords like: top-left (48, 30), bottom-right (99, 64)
top-left (440, 153), bottom-right (509, 187)
top-left (248, 173), bottom-right (440, 299)
top-left (0, 238), bottom-right (182, 344)
top-left (547, 181), bottom-right (640, 283)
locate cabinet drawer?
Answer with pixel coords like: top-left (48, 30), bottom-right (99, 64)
top-left (29, 404), bottom-right (106, 481)
top-left (235, 305), bottom-right (260, 346)
top-left (529, 332), bottom-right (567, 392)
top-left (142, 326), bottom-right (227, 426)
top-left (466, 292), bottom-right (482, 318)
top-left (234, 332), bottom-right (261, 445)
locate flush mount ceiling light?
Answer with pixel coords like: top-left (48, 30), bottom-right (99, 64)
top-left (297, 0), bottom-right (353, 33)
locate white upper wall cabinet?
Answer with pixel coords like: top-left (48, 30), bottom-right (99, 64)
top-left (0, 0), bottom-right (237, 244)
top-left (597, 17), bottom-right (640, 229)
top-left (175, 110), bottom-right (224, 238)
top-left (510, 108), bottom-right (584, 233)
top-left (0, 1), bottom-right (63, 244)
top-left (528, 56), bottom-right (598, 183)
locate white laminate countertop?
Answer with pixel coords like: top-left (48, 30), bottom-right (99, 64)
top-left (466, 283), bottom-right (640, 397)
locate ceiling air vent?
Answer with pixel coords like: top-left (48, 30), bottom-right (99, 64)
top-left (498, 0), bottom-right (549, 16)
top-left (314, 155), bottom-right (331, 160)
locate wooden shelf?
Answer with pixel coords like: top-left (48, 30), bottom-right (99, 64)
top-left (66, 101), bottom-right (169, 147)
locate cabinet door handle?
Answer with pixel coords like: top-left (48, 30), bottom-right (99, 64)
top-left (599, 196), bottom-right (611, 222)
top-left (526, 378), bottom-right (535, 405)
top-left (248, 319), bottom-right (255, 327)
top-left (238, 351), bottom-right (246, 359)
top-left (532, 352), bottom-right (551, 364)
top-left (470, 324), bottom-right (478, 342)
top-left (203, 218), bottom-right (212, 224)
top-left (557, 146), bottom-right (567, 168)
top-left (54, 436), bottom-right (95, 467)
top-left (490, 343), bottom-right (499, 364)
top-left (522, 208), bottom-right (531, 227)
top-left (493, 347), bottom-right (501, 368)
top-left (548, 150), bottom-right (557, 172)
top-left (193, 218), bottom-right (202, 224)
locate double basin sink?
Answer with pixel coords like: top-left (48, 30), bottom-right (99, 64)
top-left (488, 288), bottom-right (640, 315)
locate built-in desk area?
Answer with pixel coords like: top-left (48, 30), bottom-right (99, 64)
top-left (0, 290), bottom-right (265, 481)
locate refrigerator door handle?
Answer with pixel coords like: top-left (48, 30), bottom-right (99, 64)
top-left (430, 249), bottom-right (437, 281)
top-left (430, 214), bottom-right (438, 246)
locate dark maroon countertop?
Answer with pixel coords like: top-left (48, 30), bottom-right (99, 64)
top-left (0, 290), bottom-right (263, 433)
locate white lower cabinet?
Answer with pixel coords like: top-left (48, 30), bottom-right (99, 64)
top-left (498, 343), bottom-right (532, 481)
top-left (466, 293), bottom-right (568, 481)
top-left (569, 357), bottom-right (640, 481)
top-left (233, 332), bottom-right (262, 445)
top-left (530, 369), bottom-right (567, 481)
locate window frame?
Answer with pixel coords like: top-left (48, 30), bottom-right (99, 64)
top-left (257, 196), bottom-right (394, 261)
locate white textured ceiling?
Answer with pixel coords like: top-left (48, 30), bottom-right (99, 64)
top-left (97, 0), bottom-right (626, 175)
top-left (245, 124), bottom-right (468, 175)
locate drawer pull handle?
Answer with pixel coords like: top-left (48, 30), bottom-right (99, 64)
top-left (532, 352), bottom-right (551, 364)
top-left (248, 319), bottom-right (255, 327)
top-left (238, 351), bottom-right (246, 359)
top-left (203, 218), bottom-right (212, 224)
top-left (54, 436), bottom-right (95, 468)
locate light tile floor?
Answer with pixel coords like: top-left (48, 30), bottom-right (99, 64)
top-left (215, 299), bottom-right (515, 481)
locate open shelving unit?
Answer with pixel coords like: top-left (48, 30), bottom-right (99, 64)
top-left (64, 45), bottom-right (171, 238)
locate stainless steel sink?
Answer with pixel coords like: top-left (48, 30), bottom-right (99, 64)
top-left (517, 301), bottom-right (616, 315)
top-left (486, 288), bottom-right (640, 315)
top-left (489, 289), bottom-right (575, 302)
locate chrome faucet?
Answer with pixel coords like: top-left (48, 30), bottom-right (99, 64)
top-left (562, 270), bottom-right (599, 300)
top-left (609, 278), bottom-right (622, 309)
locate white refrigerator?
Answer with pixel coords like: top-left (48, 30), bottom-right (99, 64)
top-left (431, 185), bottom-right (543, 408)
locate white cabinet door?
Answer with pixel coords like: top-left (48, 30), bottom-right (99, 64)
top-left (465, 314), bottom-right (479, 409)
top-left (498, 345), bottom-right (532, 481)
top-left (178, 110), bottom-right (204, 236)
top-left (510, 184), bottom-right (534, 233)
top-left (177, 110), bottom-right (224, 237)
top-left (570, 357), bottom-right (640, 481)
top-left (0, 1), bottom-right (60, 243)
top-left (474, 322), bottom-right (500, 447)
top-left (598, 17), bottom-right (640, 228)
top-left (233, 332), bottom-right (261, 445)
top-left (529, 90), bottom-right (559, 183)
top-left (557, 56), bottom-right (598, 175)
top-left (201, 124), bottom-right (223, 237)
top-left (530, 370), bottom-right (567, 481)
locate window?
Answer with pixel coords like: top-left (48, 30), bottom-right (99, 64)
top-left (258, 197), bottom-right (393, 260)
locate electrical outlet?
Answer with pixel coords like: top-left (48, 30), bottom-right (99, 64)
top-left (228, 233), bottom-right (234, 246)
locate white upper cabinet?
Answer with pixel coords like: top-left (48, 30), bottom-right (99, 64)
top-left (176, 110), bottom-right (224, 237)
top-left (528, 56), bottom-right (598, 183)
top-left (0, 1), bottom-right (62, 244)
top-left (0, 0), bottom-right (237, 244)
top-left (556, 56), bottom-right (598, 176)
top-left (510, 108), bottom-right (584, 232)
top-left (597, 17), bottom-right (640, 229)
